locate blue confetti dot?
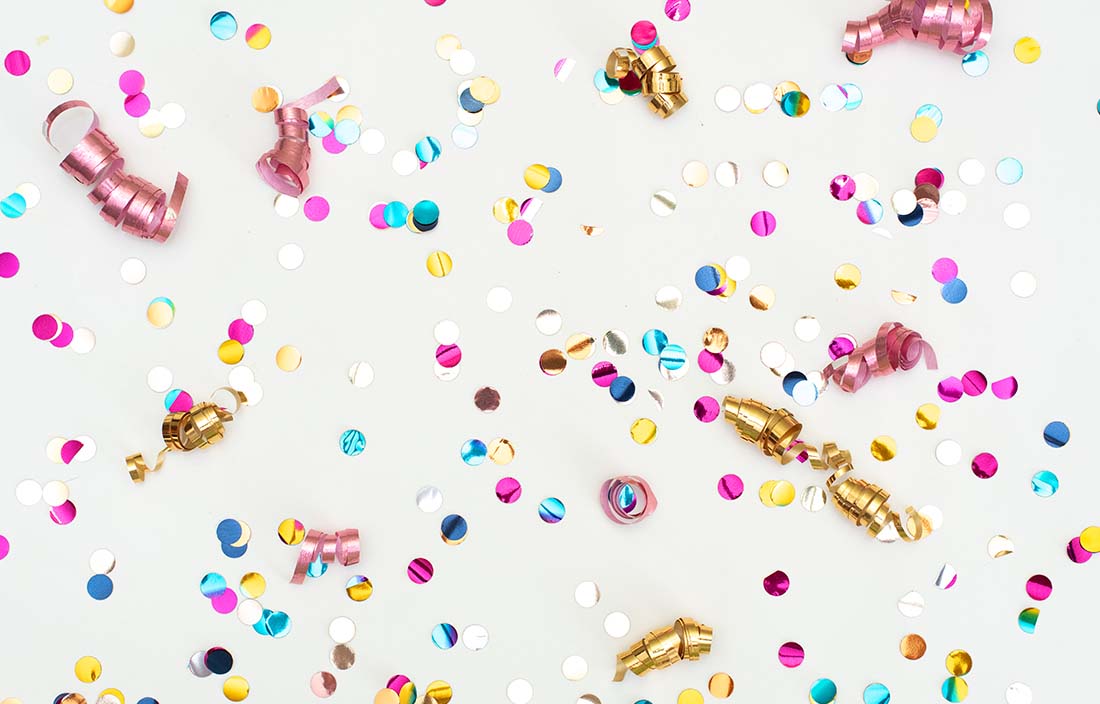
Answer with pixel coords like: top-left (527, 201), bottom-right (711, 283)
top-left (412, 199), bottom-right (440, 227)
top-left (658, 343), bottom-right (687, 370)
top-left (209, 10), bottom-right (238, 40)
top-left (216, 518), bottom-right (242, 545)
top-left (542, 167), bottom-right (563, 193)
top-left (642, 329), bottom-right (668, 355)
top-left (441, 514), bottom-right (468, 544)
top-left (137, 698), bottom-right (160, 704)
top-left (694, 265), bottom-right (722, 292)
top-left (221, 542), bottom-right (248, 559)
top-left (333, 118), bottom-right (361, 146)
top-left (538, 497), bottom-right (566, 523)
top-left (340, 429), bottom-right (366, 456)
top-left (383, 201), bottom-right (410, 228)
top-left (307, 556), bottom-right (329, 578)
top-left (87, 573), bottom-right (114, 600)
top-left (0, 192), bottom-right (27, 219)
top-left (431, 623), bottom-right (458, 649)
top-left (809, 678), bottom-right (838, 704)
top-left (267, 610), bottom-right (292, 638)
top-left (200, 572), bottom-right (227, 598)
top-left (1031, 470), bottom-right (1059, 497)
top-left (941, 278), bottom-right (968, 304)
top-left (415, 136), bottom-right (442, 163)
top-left (593, 69), bottom-right (619, 93)
top-left (863, 682), bottom-right (891, 704)
top-left (461, 439), bottom-right (488, 465)
top-left (782, 371), bottom-right (807, 396)
top-left (459, 88), bottom-right (484, 113)
top-left (254, 608), bottom-right (275, 635)
top-left (609, 375), bottom-right (636, 403)
top-left (916, 103), bottom-right (943, 127)
top-left (1042, 420), bottom-right (1069, 448)
top-left (898, 204), bottom-right (924, 227)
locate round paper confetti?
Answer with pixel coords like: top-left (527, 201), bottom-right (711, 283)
top-left (1014, 37), bottom-right (1041, 63)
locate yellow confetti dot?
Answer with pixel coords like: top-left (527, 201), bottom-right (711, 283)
top-left (435, 34), bottom-right (462, 61)
top-left (335, 105), bottom-right (363, 124)
top-left (218, 339), bottom-right (245, 365)
top-left (678, 689), bottom-right (705, 704)
top-left (346, 576), bottom-right (373, 601)
top-left (74, 655), bottom-right (102, 683)
top-left (275, 345), bottom-right (302, 372)
top-left (426, 250), bottom-right (453, 278)
top-left (492, 197), bottom-right (519, 224)
top-left (487, 437), bottom-right (515, 464)
top-left (630, 418), bottom-right (658, 445)
top-left (760, 479), bottom-right (795, 507)
top-left (524, 164), bottom-right (551, 190)
top-left (146, 298), bottom-right (175, 328)
top-left (916, 403), bottom-right (940, 429)
top-left (425, 681), bottom-right (453, 704)
top-left (47, 68), bottom-right (74, 95)
top-left (708, 673), bottom-right (734, 698)
top-left (945, 649), bottom-right (973, 676)
top-left (910, 116), bottom-right (938, 142)
top-left (278, 518), bottom-right (305, 545)
top-left (1014, 36), bottom-right (1041, 64)
top-left (240, 572), bottom-right (266, 598)
top-left (470, 76), bottom-right (501, 104)
top-left (97, 689), bottom-right (124, 704)
top-left (1079, 526), bottom-right (1100, 553)
top-left (223, 675), bottom-right (250, 701)
top-left (834, 263), bottom-right (862, 290)
top-left (374, 690), bottom-right (399, 704)
top-left (103, 0), bottom-right (134, 13)
top-left (251, 86), bottom-right (282, 113)
top-left (870, 435), bottom-right (897, 461)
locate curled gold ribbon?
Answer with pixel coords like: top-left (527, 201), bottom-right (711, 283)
top-left (614, 617), bottom-right (713, 681)
top-left (126, 388), bottom-right (247, 483)
top-left (605, 44), bottom-right (688, 119)
top-left (723, 397), bottom-right (925, 542)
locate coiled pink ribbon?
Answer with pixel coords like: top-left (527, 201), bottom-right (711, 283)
top-left (821, 322), bottom-right (937, 394)
top-left (843, 0), bottom-right (993, 56)
top-left (44, 101), bottom-right (188, 243)
top-left (600, 475), bottom-right (658, 525)
top-left (256, 76), bottom-right (343, 196)
top-left (291, 528), bottom-right (360, 584)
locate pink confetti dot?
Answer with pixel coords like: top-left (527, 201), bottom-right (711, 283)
top-left (0, 534), bottom-right (9, 560)
top-left (961, 370), bottom-right (987, 396)
top-left (591, 361), bottom-right (618, 387)
top-left (778, 641), bottom-right (805, 668)
top-left (827, 335), bottom-right (855, 360)
top-left (717, 473), bottom-right (744, 500)
top-left (697, 350), bottom-right (723, 373)
top-left (664, 0), bottom-right (691, 21)
top-left (931, 257), bottom-right (959, 283)
top-left (211, 587), bottom-right (239, 614)
top-left (763, 570), bottom-right (790, 596)
top-left (424, 0), bottom-right (447, 5)
top-left (51, 322), bottom-right (74, 348)
top-left (321, 132), bottom-right (346, 154)
top-left (124, 92), bottom-right (151, 118)
top-left (303, 196), bottom-right (331, 222)
top-left (50, 500), bottom-right (77, 525)
top-left (1067, 537), bottom-right (1092, 564)
top-left (435, 344), bottom-right (462, 368)
top-left (507, 220), bottom-right (534, 246)
top-left (387, 675), bottom-right (412, 694)
top-left (4, 50), bottom-right (30, 76)
top-left (991, 376), bottom-right (1019, 399)
top-left (0, 252), bottom-right (19, 278)
top-left (750, 210), bottom-right (777, 237)
top-left (368, 203), bottom-right (388, 229)
top-left (830, 174), bottom-right (856, 201)
top-left (407, 557), bottom-right (434, 584)
top-left (495, 476), bottom-right (522, 504)
top-left (937, 376), bottom-right (964, 403)
top-left (227, 318), bottom-right (254, 344)
top-left (693, 395), bottom-right (720, 423)
top-left (630, 20), bottom-right (658, 47)
top-left (32, 314), bottom-right (60, 341)
top-left (971, 452), bottom-right (998, 479)
top-left (1025, 574), bottom-right (1052, 601)
top-left (915, 167), bottom-right (945, 188)
top-left (166, 389), bottom-right (194, 412)
top-left (118, 69), bottom-right (145, 95)
top-left (60, 440), bottom-right (84, 465)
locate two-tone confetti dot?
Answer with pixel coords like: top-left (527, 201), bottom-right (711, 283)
top-left (216, 518), bottom-right (251, 558)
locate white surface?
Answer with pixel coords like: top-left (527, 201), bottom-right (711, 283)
top-left (0, 1), bottom-right (1097, 703)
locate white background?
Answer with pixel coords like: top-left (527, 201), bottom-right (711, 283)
top-left (1, 0), bottom-right (1097, 702)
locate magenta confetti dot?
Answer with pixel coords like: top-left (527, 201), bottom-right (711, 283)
top-left (424, 0), bottom-right (446, 5)
top-left (827, 335), bottom-right (855, 360)
top-left (0, 534), bottom-right (8, 560)
top-left (49, 500), bottom-right (77, 525)
top-left (368, 203), bottom-right (388, 229)
top-left (693, 396), bottom-right (721, 423)
top-left (763, 570), bottom-right (790, 596)
top-left (591, 361), bottom-right (618, 387)
top-left (1025, 574), bottom-right (1052, 601)
top-left (303, 196), bottom-right (331, 222)
top-left (778, 642), bottom-right (805, 668)
top-left (60, 440), bottom-right (84, 465)
top-left (1067, 537), bottom-right (1092, 564)
top-left (495, 476), bottom-right (522, 504)
top-left (630, 20), bottom-right (658, 47)
top-left (971, 452), bottom-right (998, 479)
top-left (211, 587), bottom-right (239, 614)
top-left (937, 376), bottom-right (964, 403)
top-left (0, 252), bottom-right (19, 278)
top-left (830, 174), bottom-right (856, 201)
top-left (931, 257), bottom-right (959, 284)
top-left (435, 344), bottom-right (462, 368)
top-left (961, 370), bottom-right (987, 396)
top-left (915, 167), bottom-right (945, 188)
top-left (507, 219), bottom-right (534, 246)
top-left (51, 322), bottom-right (74, 348)
top-left (32, 314), bottom-right (60, 341)
top-left (227, 318), bottom-right (254, 344)
top-left (118, 69), bottom-right (145, 95)
top-left (4, 50), bottom-right (30, 76)
top-left (697, 350), bottom-right (723, 373)
top-left (717, 473), bottom-right (744, 500)
top-left (750, 210), bottom-right (777, 237)
top-left (124, 92), bottom-right (151, 118)
top-left (664, 0), bottom-right (691, 21)
top-left (387, 675), bottom-right (412, 694)
top-left (407, 557), bottom-right (434, 584)
top-left (991, 376), bottom-right (1019, 399)
top-left (321, 131), bottom-right (346, 154)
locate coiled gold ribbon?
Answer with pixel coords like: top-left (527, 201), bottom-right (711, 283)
top-left (605, 45), bottom-right (688, 119)
top-left (614, 617), bottom-right (713, 681)
top-left (126, 388), bottom-right (247, 483)
top-left (723, 397), bottom-right (925, 542)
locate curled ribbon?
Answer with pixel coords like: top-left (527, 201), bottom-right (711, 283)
top-left (843, 0), bottom-right (993, 59)
top-left (821, 322), bottom-right (937, 394)
top-left (256, 76), bottom-right (343, 196)
top-left (723, 397), bottom-right (926, 542)
top-left (125, 388), bottom-right (247, 483)
top-left (600, 475), bottom-right (658, 525)
top-left (44, 101), bottom-right (188, 242)
top-left (291, 528), bottom-right (360, 584)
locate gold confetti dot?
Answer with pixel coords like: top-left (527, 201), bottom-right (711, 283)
top-left (103, 0), bottom-right (133, 13)
top-left (275, 345), bottom-right (302, 372)
top-left (945, 649), bottom-right (973, 676)
top-left (677, 689), bottom-right (704, 704)
top-left (335, 105), bottom-right (363, 124)
top-left (1079, 526), bottom-right (1100, 553)
top-left (1014, 36), bottom-right (1041, 63)
top-left (470, 76), bottom-right (501, 104)
top-left (435, 34), bottom-right (462, 60)
top-left (749, 285), bottom-right (775, 310)
top-left (834, 263), bottom-right (862, 290)
top-left (916, 403), bottom-right (940, 429)
top-left (251, 86), bottom-right (282, 113)
top-left (708, 673), bottom-right (734, 698)
top-left (630, 418), bottom-right (657, 445)
top-left (910, 116), bottom-right (938, 142)
top-left (681, 160), bottom-right (709, 188)
top-left (278, 518), bottom-right (305, 545)
top-left (759, 479), bottom-right (795, 507)
top-left (426, 681), bottom-right (453, 704)
top-left (223, 675), bottom-right (250, 701)
top-left (426, 250), bottom-right (453, 278)
top-left (524, 164), bottom-right (551, 190)
top-left (899, 633), bottom-right (927, 660)
top-left (74, 655), bottom-right (102, 683)
top-left (218, 339), bottom-right (245, 365)
top-left (539, 349), bottom-right (567, 375)
top-left (487, 437), bottom-right (515, 464)
top-left (870, 435), bottom-right (897, 461)
top-left (345, 578), bottom-right (373, 602)
top-left (240, 572), bottom-right (266, 598)
top-left (146, 299), bottom-right (175, 328)
top-left (492, 197), bottom-right (519, 224)
top-left (566, 333), bottom-right (595, 360)
top-left (703, 327), bottom-right (729, 353)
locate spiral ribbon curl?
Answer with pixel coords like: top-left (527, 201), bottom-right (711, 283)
top-left (600, 475), bottom-right (658, 525)
top-left (821, 322), bottom-right (937, 394)
top-left (125, 388), bottom-right (246, 483)
top-left (843, 0), bottom-right (993, 58)
top-left (291, 528), bottom-right (361, 584)
top-left (256, 76), bottom-right (344, 196)
top-left (44, 101), bottom-right (188, 242)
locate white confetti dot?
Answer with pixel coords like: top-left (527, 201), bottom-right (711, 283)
top-left (935, 439), bottom-right (962, 466)
top-left (654, 285), bottom-right (682, 311)
top-left (743, 82), bottom-right (772, 113)
top-left (793, 316), bottom-right (821, 342)
top-left (762, 161), bottom-right (789, 188)
top-left (561, 655), bottom-right (588, 681)
top-left (228, 365), bottom-right (255, 390)
top-left (161, 103), bottom-right (186, 129)
top-left (348, 361), bottom-right (375, 388)
top-left (714, 85), bottom-right (741, 112)
top-left (535, 309), bottom-right (562, 336)
top-left (42, 480), bottom-right (70, 507)
top-left (725, 255), bottom-right (751, 281)
top-left (462, 624), bottom-right (489, 651)
top-left (940, 190), bottom-right (967, 215)
top-left (451, 124), bottom-right (478, 149)
top-left (918, 505), bottom-right (943, 531)
top-left (89, 548), bottom-right (116, 574)
top-left (486, 287), bottom-right (513, 313)
top-left (109, 31), bottom-right (135, 57)
top-left (277, 243), bottom-right (304, 270)
top-left (897, 590), bottom-right (925, 617)
top-left (1005, 682), bottom-right (1032, 704)
top-left (1010, 271), bottom-right (1037, 298)
top-left (15, 479), bottom-right (43, 506)
top-left (392, 150), bottom-right (419, 176)
top-left (433, 320), bottom-right (460, 345)
top-left (241, 300), bottom-right (267, 325)
top-left (958, 158), bottom-right (985, 185)
top-left (273, 194), bottom-right (299, 218)
top-left (120, 258), bottom-right (146, 284)
top-left (416, 486), bottom-right (443, 513)
top-left (574, 581), bottom-right (600, 607)
top-left (449, 49), bottom-right (476, 75)
top-left (852, 172), bottom-right (879, 200)
top-left (70, 328), bottom-right (96, 354)
top-left (45, 437), bottom-right (66, 463)
top-left (360, 128), bottom-right (385, 154)
top-left (15, 183), bottom-right (40, 208)
top-left (147, 366), bottom-right (173, 392)
top-left (1003, 203), bottom-right (1031, 229)
top-left (603, 611), bottom-right (630, 638)
top-left (328, 617), bottom-right (356, 644)
top-left (760, 341), bottom-right (787, 368)
top-left (714, 161), bottom-right (740, 188)
top-left (237, 599), bottom-right (264, 626)
top-left (506, 679), bottom-right (534, 704)
top-left (71, 435), bottom-right (97, 461)
top-left (890, 189), bottom-right (917, 214)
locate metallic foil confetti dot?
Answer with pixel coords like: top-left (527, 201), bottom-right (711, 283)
top-left (415, 486), bottom-right (443, 512)
top-left (809, 679), bottom-right (837, 704)
top-left (945, 650), bottom-right (972, 676)
top-left (655, 285), bottom-right (682, 310)
top-left (535, 309), bottom-right (562, 335)
top-left (762, 161), bottom-right (789, 187)
top-left (74, 655), bottom-right (102, 683)
top-left (897, 591), bottom-right (925, 617)
top-left (562, 655), bottom-right (588, 681)
top-left (870, 435), bottom-right (897, 461)
top-left (223, 676), bottom-right (249, 701)
top-left (678, 691), bottom-right (703, 704)
top-left (916, 403), bottom-right (940, 429)
top-left (650, 190), bottom-right (677, 216)
top-left (47, 68), bottom-right (74, 94)
top-left (777, 641), bottom-right (804, 667)
top-left (800, 485), bottom-right (826, 511)
top-left (748, 285), bottom-right (775, 310)
top-left (708, 673), bottom-right (734, 698)
top-left (682, 161), bottom-right (709, 187)
top-left (275, 345), bottom-right (302, 371)
top-left (834, 263), bottom-right (861, 289)
top-left (310, 672), bottom-right (337, 698)
top-left (566, 333), bottom-right (595, 360)
top-left (630, 418), bottom-right (657, 444)
top-left (935, 564), bottom-right (958, 589)
top-left (331, 643), bottom-right (355, 670)
top-left (987, 534), bottom-right (1014, 558)
top-left (1018, 607), bottom-right (1040, 633)
top-left (539, 349), bottom-right (567, 375)
top-left (899, 634), bottom-right (927, 660)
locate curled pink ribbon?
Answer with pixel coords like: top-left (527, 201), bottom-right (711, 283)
top-left (843, 0), bottom-right (993, 57)
top-left (290, 528), bottom-right (360, 584)
top-left (44, 101), bottom-right (188, 243)
top-left (821, 322), bottom-right (937, 394)
top-left (256, 76), bottom-right (343, 196)
top-left (600, 475), bottom-right (658, 525)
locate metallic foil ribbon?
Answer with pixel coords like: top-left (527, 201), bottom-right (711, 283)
top-left (44, 101), bottom-right (188, 242)
top-left (842, 0), bottom-right (993, 59)
top-left (256, 76), bottom-right (343, 196)
top-left (125, 388), bottom-right (247, 483)
top-left (614, 617), bottom-right (713, 681)
top-left (723, 397), bottom-right (925, 542)
top-left (291, 528), bottom-right (360, 584)
top-left (605, 44), bottom-right (687, 118)
top-left (821, 322), bottom-right (937, 394)
top-left (600, 475), bottom-right (658, 525)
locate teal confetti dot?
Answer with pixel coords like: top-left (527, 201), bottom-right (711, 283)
top-left (340, 429), bottom-right (366, 456)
